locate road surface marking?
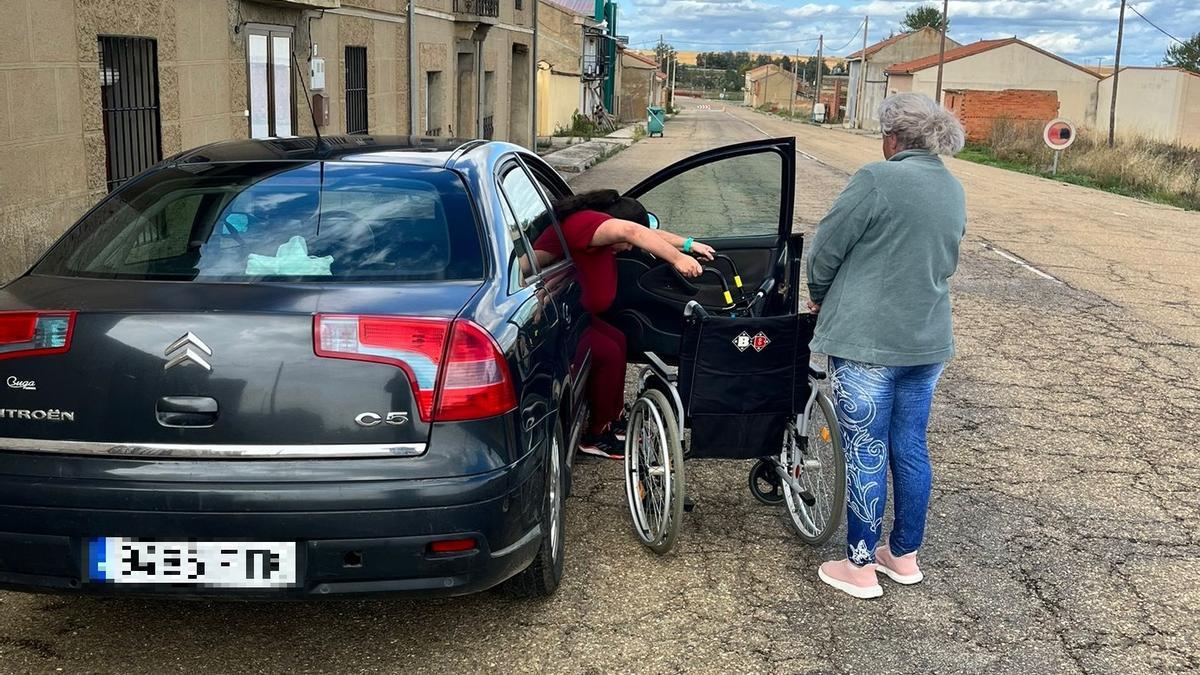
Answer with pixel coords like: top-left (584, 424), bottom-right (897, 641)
top-left (728, 110), bottom-right (771, 137)
top-left (983, 244), bottom-right (1063, 283)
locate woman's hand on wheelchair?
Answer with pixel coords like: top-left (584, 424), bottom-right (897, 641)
top-left (690, 241), bottom-right (716, 261)
top-left (673, 255), bottom-right (703, 278)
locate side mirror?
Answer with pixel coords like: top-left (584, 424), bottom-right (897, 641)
top-left (646, 212), bottom-right (660, 230)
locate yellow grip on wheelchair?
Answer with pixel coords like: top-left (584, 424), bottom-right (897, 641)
top-left (723, 290), bottom-right (734, 306)
top-left (733, 275), bottom-right (743, 288)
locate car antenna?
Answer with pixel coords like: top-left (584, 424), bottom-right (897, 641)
top-left (291, 50), bottom-right (327, 155)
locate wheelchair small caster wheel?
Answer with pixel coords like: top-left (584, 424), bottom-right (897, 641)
top-left (748, 459), bottom-right (785, 505)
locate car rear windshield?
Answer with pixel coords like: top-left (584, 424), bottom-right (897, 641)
top-left (34, 161), bottom-right (485, 282)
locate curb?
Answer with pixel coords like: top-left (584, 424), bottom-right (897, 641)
top-left (542, 131), bottom-right (639, 175)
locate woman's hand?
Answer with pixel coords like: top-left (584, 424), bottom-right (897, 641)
top-left (690, 241), bottom-right (715, 261)
top-left (806, 300), bottom-right (821, 313)
top-left (674, 255), bottom-right (703, 278)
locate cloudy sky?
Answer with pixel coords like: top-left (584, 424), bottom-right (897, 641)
top-left (618, 0), bottom-right (1197, 67)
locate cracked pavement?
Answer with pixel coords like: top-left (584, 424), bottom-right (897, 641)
top-left (0, 101), bottom-right (1196, 674)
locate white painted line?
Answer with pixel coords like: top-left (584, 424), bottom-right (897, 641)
top-left (728, 110), bottom-right (771, 137)
top-left (1112, 211), bottom-right (1129, 217)
top-left (984, 244), bottom-right (1062, 283)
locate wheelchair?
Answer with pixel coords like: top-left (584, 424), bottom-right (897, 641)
top-left (623, 255), bottom-right (846, 554)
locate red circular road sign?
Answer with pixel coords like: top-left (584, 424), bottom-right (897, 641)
top-left (1043, 118), bottom-right (1076, 150)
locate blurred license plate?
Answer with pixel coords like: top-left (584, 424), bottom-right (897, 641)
top-left (88, 538), bottom-right (298, 588)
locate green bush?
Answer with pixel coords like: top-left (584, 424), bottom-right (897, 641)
top-left (553, 111), bottom-right (600, 139)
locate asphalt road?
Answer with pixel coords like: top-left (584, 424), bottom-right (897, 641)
top-left (1, 100), bottom-right (1197, 674)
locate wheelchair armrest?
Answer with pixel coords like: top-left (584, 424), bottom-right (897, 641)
top-left (645, 352), bottom-right (677, 383)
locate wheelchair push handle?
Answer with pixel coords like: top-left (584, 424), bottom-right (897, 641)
top-left (710, 254), bottom-right (747, 302)
top-left (669, 264), bottom-right (736, 307)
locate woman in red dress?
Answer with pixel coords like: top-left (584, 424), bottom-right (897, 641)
top-left (534, 190), bottom-right (714, 458)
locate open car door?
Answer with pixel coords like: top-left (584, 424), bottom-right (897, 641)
top-left (607, 137), bottom-right (798, 362)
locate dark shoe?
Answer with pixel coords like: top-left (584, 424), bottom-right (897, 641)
top-left (579, 431), bottom-right (624, 459)
top-left (609, 407), bottom-right (630, 442)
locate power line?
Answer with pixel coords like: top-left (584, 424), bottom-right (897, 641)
top-left (1127, 3), bottom-right (1189, 47)
top-left (828, 19), bottom-right (866, 53)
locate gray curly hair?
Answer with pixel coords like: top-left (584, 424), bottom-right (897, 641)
top-left (878, 93), bottom-right (966, 155)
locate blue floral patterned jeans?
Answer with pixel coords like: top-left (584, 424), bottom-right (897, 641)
top-left (830, 357), bottom-right (946, 567)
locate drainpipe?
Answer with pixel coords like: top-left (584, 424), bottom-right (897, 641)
top-left (475, 38), bottom-right (484, 138)
top-left (530, 0), bottom-right (539, 147)
top-left (408, 1), bottom-right (419, 135)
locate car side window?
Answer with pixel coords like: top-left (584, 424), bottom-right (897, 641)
top-left (635, 150), bottom-right (783, 240)
top-left (500, 164), bottom-right (564, 282)
top-left (498, 191), bottom-right (537, 292)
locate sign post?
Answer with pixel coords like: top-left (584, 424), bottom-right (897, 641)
top-left (1043, 118), bottom-right (1076, 176)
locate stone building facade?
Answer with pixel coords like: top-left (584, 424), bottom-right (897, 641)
top-left (617, 49), bottom-right (662, 123)
top-left (0, 0), bottom-right (535, 281)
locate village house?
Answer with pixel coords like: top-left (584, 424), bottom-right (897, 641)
top-left (1098, 67), bottom-right (1200, 148)
top-left (743, 63), bottom-right (796, 109)
top-left (535, 0), bottom-right (609, 137)
top-left (618, 49), bottom-right (664, 122)
top-left (846, 27), bottom-right (960, 130)
top-left (0, 0), bottom-right (536, 281)
top-left (884, 37), bottom-right (1101, 130)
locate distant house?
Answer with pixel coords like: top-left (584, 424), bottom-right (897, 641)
top-left (846, 27), bottom-right (960, 130)
top-left (885, 38), bottom-right (1101, 128)
top-left (1097, 67), bottom-right (1200, 148)
top-left (618, 50), bottom-right (666, 122)
top-left (536, 0), bottom-right (609, 137)
top-left (744, 64), bottom-right (797, 109)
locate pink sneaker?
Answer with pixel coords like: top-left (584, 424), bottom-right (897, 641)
top-left (817, 560), bottom-right (882, 599)
top-left (875, 546), bottom-right (924, 585)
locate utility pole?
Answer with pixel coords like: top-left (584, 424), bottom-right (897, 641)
top-left (856, 15), bottom-right (869, 128)
top-left (815, 34), bottom-right (824, 120)
top-left (789, 50), bottom-right (798, 117)
top-left (1108, 0), bottom-right (1126, 147)
top-left (934, 0), bottom-right (949, 103)
top-left (670, 54), bottom-right (677, 108)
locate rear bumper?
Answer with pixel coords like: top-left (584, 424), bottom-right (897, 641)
top-left (0, 449), bottom-right (545, 599)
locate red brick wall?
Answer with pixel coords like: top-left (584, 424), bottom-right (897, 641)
top-left (946, 89), bottom-right (1060, 143)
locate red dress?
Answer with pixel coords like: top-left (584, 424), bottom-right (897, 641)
top-left (534, 210), bottom-right (626, 435)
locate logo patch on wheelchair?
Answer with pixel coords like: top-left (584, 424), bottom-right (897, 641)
top-left (733, 331), bottom-right (772, 352)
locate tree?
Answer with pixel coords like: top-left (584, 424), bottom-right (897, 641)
top-left (755, 54), bottom-right (772, 67)
top-left (1163, 32), bottom-right (1200, 74)
top-left (902, 5), bottom-right (947, 32)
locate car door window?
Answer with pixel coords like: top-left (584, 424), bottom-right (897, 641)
top-left (500, 164), bottom-right (564, 277)
top-left (499, 192), bottom-right (538, 292)
top-left (634, 151), bottom-right (783, 240)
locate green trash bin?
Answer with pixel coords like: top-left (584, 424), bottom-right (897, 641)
top-left (647, 106), bottom-right (666, 137)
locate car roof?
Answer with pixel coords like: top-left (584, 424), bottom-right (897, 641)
top-left (169, 135), bottom-right (492, 167)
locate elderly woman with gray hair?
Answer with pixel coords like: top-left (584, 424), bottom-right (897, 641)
top-left (807, 92), bottom-right (967, 599)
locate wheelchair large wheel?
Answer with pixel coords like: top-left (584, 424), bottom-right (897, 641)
top-left (782, 391), bottom-right (845, 545)
top-left (624, 388), bottom-right (685, 554)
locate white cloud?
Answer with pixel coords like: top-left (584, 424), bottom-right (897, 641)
top-left (620, 0), bottom-right (1188, 64)
top-left (1023, 31), bottom-right (1084, 54)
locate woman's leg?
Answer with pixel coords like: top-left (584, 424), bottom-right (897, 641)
top-left (886, 362), bottom-right (945, 557)
top-left (583, 317), bottom-right (627, 435)
top-left (830, 357), bottom-right (895, 567)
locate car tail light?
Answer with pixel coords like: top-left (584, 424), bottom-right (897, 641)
top-left (434, 320), bottom-right (517, 422)
top-left (314, 315), bottom-right (515, 422)
top-left (0, 311), bottom-right (76, 360)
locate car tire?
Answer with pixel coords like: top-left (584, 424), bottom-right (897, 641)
top-left (507, 418), bottom-right (567, 598)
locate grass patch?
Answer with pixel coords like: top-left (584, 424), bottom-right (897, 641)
top-left (957, 119), bottom-right (1200, 211)
top-left (631, 124), bottom-right (646, 142)
top-left (553, 111), bottom-right (601, 139)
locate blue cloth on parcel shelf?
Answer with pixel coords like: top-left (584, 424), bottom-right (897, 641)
top-left (245, 236), bottom-right (334, 276)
